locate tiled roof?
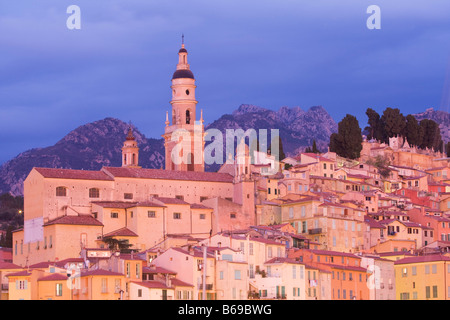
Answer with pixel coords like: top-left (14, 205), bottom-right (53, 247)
top-left (190, 203), bottom-right (212, 210)
top-left (80, 269), bottom-right (124, 277)
top-left (0, 262), bottom-right (23, 270)
top-left (155, 197), bottom-right (189, 205)
top-left (394, 254), bottom-right (450, 265)
top-left (143, 266), bottom-right (177, 275)
top-left (38, 273), bottom-right (68, 282)
top-left (44, 214), bottom-right (103, 227)
top-left (171, 278), bottom-right (194, 287)
top-left (102, 167), bottom-right (233, 183)
top-left (301, 153), bottom-right (335, 162)
top-left (6, 270), bottom-right (31, 277)
top-left (92, 201), bottom-right (166, 209)
top-left (34, 167), bottom-right (113, 181)
top-left (103, 227), bottom-right (138, 238)
top-left (131, 280), bottom-right (172, 289)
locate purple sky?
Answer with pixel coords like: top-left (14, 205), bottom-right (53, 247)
top-left (1, 0), bottom-right (450, 165)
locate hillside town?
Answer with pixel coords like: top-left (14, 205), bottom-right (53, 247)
top-left (1, 43), bottom-right (450, 301)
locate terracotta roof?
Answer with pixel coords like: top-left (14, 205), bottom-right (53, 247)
top-left (155, 197), bottom-right (190, 205)
top-left (190, 203), bottom-right (212, 210)
top-left (171, 278), bottom-right (194, 287)
top-left (44, 214), bottom-right (103, 227)
top-left (0, 262), bottom-right (23, 270)
top-left (301, 153), bottom-right (335, 162)
top-left (102, 167), bottom-right (233, 183)
top-left (34, 167), bottom-right (113, 181)
top-left (131, 280), bottom-right (172, 289)
top-left (80, 269), bottom-right (124, 277)
top-left (394, 254), bottom-right (450, 265)
top-left (38, 273), bottom-right (68, 282)
top-left (119, 253), bottom-right (145, 261)
top-left (103, 227), bottom-right (138, 238)
top-left (7, 270), bottom-right (31, 277)
top-left (143, 266), bottom-right (177, 275)
top-left (91, 201), bottom-right (165, 209)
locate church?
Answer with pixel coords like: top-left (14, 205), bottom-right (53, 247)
top-left (12, 41), bottom-right (270, 267)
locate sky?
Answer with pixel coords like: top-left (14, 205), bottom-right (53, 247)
top-left (1, 0), bottom-right (450, 165)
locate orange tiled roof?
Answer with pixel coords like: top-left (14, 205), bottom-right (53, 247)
top-left (103, 227), bottom-right (138, 238)
top-left (34, 167), bottom-right (113, 181)
top-left (44, 214), bottom-right (103, 227)
top-left (102, 166), bottom-right (234, 183)
top-left (38, 273), bottom-right (68, 282)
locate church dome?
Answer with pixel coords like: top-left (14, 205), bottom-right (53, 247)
top-left (172, 69), bottom-right (195, 80)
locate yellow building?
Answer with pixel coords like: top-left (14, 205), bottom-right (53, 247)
top-left (76, 269), bottom-right (125, 300)
top-left (394, 254), bottom-right (450, 300)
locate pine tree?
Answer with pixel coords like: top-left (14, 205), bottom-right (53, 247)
top-left (404, 114), bottom-right (423, 147)
top-left (381, 107), bottom-right (406, 141)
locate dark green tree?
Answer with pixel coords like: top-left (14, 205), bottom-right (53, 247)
top-left (446, 141), bottom-right (450, 157)
top-left (419, 119), bottom-right (442, 151)
top-left (364, 108), bottom-right (384, 141)
top-left (380, 107), bottom-right (406, 141)
top-left (404, 114), bottom-right (423, 147)
top-left (329, 114), bottom-right (363, 159)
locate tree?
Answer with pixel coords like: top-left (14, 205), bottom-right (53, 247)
top-left (305, 140), bottom-right (320, 154)
top-left (364, 108), bottom-right (384, 141)
top-left (380, 107), bottom-right (406, 141)
top-left (419, 119), bottom-right (442, 151)
top-left (404, 114), bottom-right (423, 147)
top-left (446, 141), bottom-right (450, 157)
top-left (329, 114), bottom-right (363, 159)
top-left (102, 238), bottom-right (134, 253)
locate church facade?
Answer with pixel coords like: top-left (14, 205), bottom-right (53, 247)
top-left (12, 42), bottom-right (259, 267)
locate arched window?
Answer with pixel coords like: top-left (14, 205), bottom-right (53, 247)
top-left (56, 186), bottom-right (67, 197)
top-left (186, 110), bottom-right (191, 124)
top-left (132, 153), bottom-right (136, 165)
top-left (89, 188), bottom-right (100, 198)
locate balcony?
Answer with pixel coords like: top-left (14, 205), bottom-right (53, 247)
top-left (308, 228), bottom-right (322, 235)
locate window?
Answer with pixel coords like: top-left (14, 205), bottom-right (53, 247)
top-left (101, 278), bottom-right (108, 293)
top-left (111, 212), bottom-right (119, 219)
top-left (289, 207), bottom-right (294, 219)
top-left (16, 280), bottom-right (27, 290)
top-left (433, 286), bottom-right (438, 298)
top-left (173, 212), bottom-right (181, 219)
top-left (176, 195), bottom-right (184, 200)
top-left (89, 188), bottom-right (100, 198)
top-left (249, 243), bottom-right (254, 255)
top-left (148, 211), bottom-right (156, 218)
top-left (137, 289), bottom-right (142, 298)
top-left (56, 186), bottom-right (67, 197)
top-left (124, 193), bottom-right (133, 200)
top-left (230, 213), bottom-right (236, 219)
top-left (56, 283), bottom-right (63, 296)
top-left (199, 214), bottom-right (206, 220)
top-left (234, 270), bottom-right (241, 280)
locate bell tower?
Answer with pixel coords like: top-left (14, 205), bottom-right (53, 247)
top-left (163, 38), bottom-right (205, 172)
top-left (122, 127), bottom-right (140, 168)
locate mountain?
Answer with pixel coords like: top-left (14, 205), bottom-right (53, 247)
top-left (0, 104), bottom-right (337, 196)
top-left (206, 104), bottom-right (337, 161)
top-left (0, 118), bottom-right (165, 196)
top-left (413, 108), bottom-right (450, 142)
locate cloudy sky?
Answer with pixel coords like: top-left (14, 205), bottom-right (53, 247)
top-left (1, 0), bottom-right (450, 164)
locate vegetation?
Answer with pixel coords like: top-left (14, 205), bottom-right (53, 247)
top-left (364, 107), bottom-right (444, 152)
top-left (329, 114), bottom-right (363, 160)
top-left (0, 193), bottom-right (24, 248)
top-left (305, 139), bottom-right (320, 154)
top-left (366, 155), bottom-right (392, 179)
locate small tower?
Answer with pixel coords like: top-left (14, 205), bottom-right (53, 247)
top-left (162, 37), bottom-right (205, 172)
top-left (122, 127), bottom-right (140, 168)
